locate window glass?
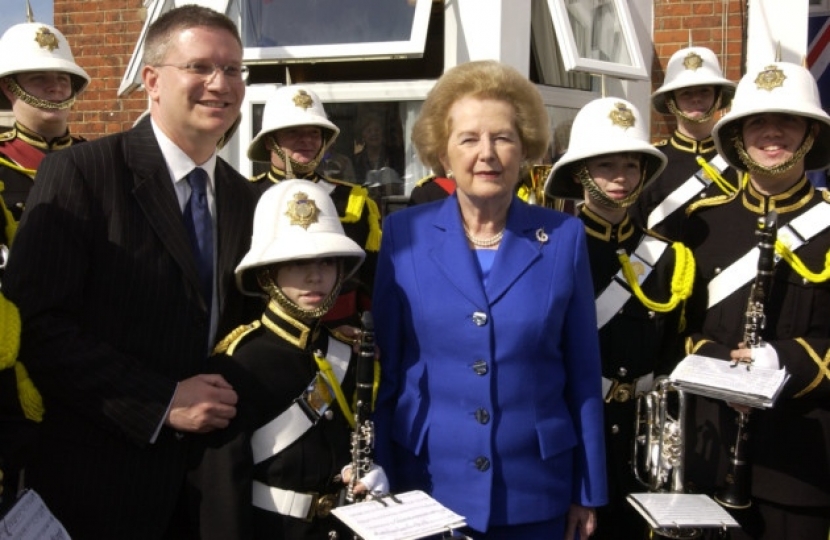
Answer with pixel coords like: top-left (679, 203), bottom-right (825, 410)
top-left (242, 0), bottom-right (431, 62)
top-left (244, 0), bottom-right (416, 47)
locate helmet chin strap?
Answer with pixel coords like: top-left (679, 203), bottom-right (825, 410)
top-left (574, 163), bottom-right (646, 209)
top-left (3, 76), bottom-right (76, 111)
top-left (733, 126), bottom-right (816, 178)
top-left (666, 91), bottom-right (723, 125)
top-left (268, 135), bottom-right (328, 178)
top-left (256, 266), bottom-right (343, 321)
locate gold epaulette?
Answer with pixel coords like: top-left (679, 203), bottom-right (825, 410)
top-left (212, 321), bottom-right (260, 356)
top-left (248, 171), bottom-right (269, 183)
top-left (329, 328), bottom-right (359, 348)
top-left (685, 190), bottom-right (738, 216)
top-left (654, 139), bottom-right (669, 147)
top-left (414, 174), bottom-right (437, 187)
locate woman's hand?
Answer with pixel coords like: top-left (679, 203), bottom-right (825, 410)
top-left (565, 504), bottom-right (596, 539)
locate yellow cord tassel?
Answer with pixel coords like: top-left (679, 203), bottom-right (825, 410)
top-left (695, 156), bottom-right (738, 195)
top-left (0, 292), bottom-right (44, 422)
top-left (617, 242), bottom-right (696, 328)
top-left (15, 362), bottom-right (44, 422)
top-left (776, 241), bottom-right (830, 283)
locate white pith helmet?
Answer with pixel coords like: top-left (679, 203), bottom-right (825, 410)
top-left (0, 22), bottom-right (90, 110)
top-left (247, 85), bottom-right (340, 163)
top-left (712, 62), bottom-right (830, 172)
top-left (652, 46), bottom-right (736, 115)
top-left (235, 179), bottom-right (365, 296)
top-left (544, 97), bottom-right (667, 200)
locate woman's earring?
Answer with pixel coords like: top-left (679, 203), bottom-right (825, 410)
top-left (446, 170), bottom-right (454, 179)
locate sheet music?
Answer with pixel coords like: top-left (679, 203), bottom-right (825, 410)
top-left (670, 354), bottom-right (789, 408)
top-left (627, 493), bottom-right (739, 529)
top-left (331, 490), bottom-right (466, 540)
top-left (0, 490), bottom-right (71, 540)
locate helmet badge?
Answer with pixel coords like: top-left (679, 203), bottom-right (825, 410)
top-left (755, 65), bottom-right (787, 92)
top-left (609, 102), bottom-right (636, 130)
top-left (682, 51), bottom-right (703, 71)
top-left (34, 26), bottom-right (60, 52)
top-left (292, 90), bottom-right (314, 110)
top-left (285, 191), bottom-right (320, 229)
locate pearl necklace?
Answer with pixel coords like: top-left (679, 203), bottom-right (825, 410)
top-left (464, 226), bottom-right (504, 247)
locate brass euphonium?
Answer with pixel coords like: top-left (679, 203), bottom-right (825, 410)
top-left (633, 377), bottom-right (701, 539)
top-left (527, 164), bottom-right (551, 206)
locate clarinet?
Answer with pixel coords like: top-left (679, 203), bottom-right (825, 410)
top-left (714, 211), bottom-right (777, 509)
top-left (346, 311), bottom-right (376, 503)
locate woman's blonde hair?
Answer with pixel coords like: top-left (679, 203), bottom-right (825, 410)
top-left (412, 60), bottom-right (550, 176)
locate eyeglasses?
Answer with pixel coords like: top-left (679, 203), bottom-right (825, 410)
top-left (154, 62), bottom-right (249, 82)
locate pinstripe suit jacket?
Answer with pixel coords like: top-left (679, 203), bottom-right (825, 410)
top-left (2, 116), bottom-right (259, 539)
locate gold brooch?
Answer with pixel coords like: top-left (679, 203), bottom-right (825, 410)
top-left (609, 102), bottom-right (635, 129)
top-left (755, 65), bottom-right (786, 91)
top-left (631, 260), bottom-right (646, 277)
top-left (35, 26), bottom-right (60, 51)
top-left (285, 191), bottom-right (320, 229)
top-left (683, 51), bottom-right (703, 70)
top-left (293, 90), bottom-right (314, 110)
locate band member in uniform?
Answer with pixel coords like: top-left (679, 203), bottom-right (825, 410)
top-left (247, 85), bottom-right (381, 329)
top-left (0, 17), bottom-right (87, 515)
top-left (545, 97), bottom-right (694, 539)
top-left (0, 20), bottom-right (89, 222)
top-left (683, 61), bottom-right (830, 539)
top-left (630, 46), bottom-right (737, 240)
top-left (372, 60), bottom-right (607, 540)
top-left (192, 179), bottom-right (386, 540)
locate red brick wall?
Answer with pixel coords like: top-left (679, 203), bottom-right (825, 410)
top-left (57, 0), bottom-right (148, 141)
top-left (651, 0), bottom-right (746, 141)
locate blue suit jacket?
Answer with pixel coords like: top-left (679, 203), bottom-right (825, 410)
top-left (372, 194), bottom-right (608, 532)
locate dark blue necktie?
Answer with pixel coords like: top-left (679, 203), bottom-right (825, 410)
top-left (183, 167), bottom-right (214, 308)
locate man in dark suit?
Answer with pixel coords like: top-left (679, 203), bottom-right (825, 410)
top-left (2, 5), bottom-right (257, 539)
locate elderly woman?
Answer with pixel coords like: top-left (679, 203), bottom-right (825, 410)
top-left (682, 62), bottom-right (830, 539)
top-left (372, 60), bottom-right (607, 540)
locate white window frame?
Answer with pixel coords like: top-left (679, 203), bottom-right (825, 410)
top-left (242, 0), bottom-right (432, 65)
top-left (547, 0), bottom-right (649, 81)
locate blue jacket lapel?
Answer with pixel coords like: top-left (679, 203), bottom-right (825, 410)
top-left (485, 197), bottom-right (542, 304)
top-left (428, 195), bottom-right (489, 308)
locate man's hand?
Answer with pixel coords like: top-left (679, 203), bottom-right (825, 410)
top-left (565, 504), bottom-right (596, 540)
top-left (165, 374), bottom-right (237, 433)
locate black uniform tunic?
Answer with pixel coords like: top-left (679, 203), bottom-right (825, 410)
top-left (682, 178), bottom-right (830, 536)
top-left (250, 167), bottom-right (381, 328)
top-left (631, 131), bottom-right (739, 241)
top-left (579, 206), bottom-right (686, 540)
top-left (194, 302), bottom-right (357, 540)
top-left (0, 123), bottom-right (83, 222)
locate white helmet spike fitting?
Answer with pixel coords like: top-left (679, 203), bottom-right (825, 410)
top-left (0, 22), bottom-right (90, 110)
top-left (712, 62), bottom-right (830, 173)
top-left (544, 97), bottom-right (667, 202)
top-left (247, 85), bottom-right (340, 166)
top-left (651, 46), bottom-right (736, 116)
top-left (235, 179), bottom-right (365, 298)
